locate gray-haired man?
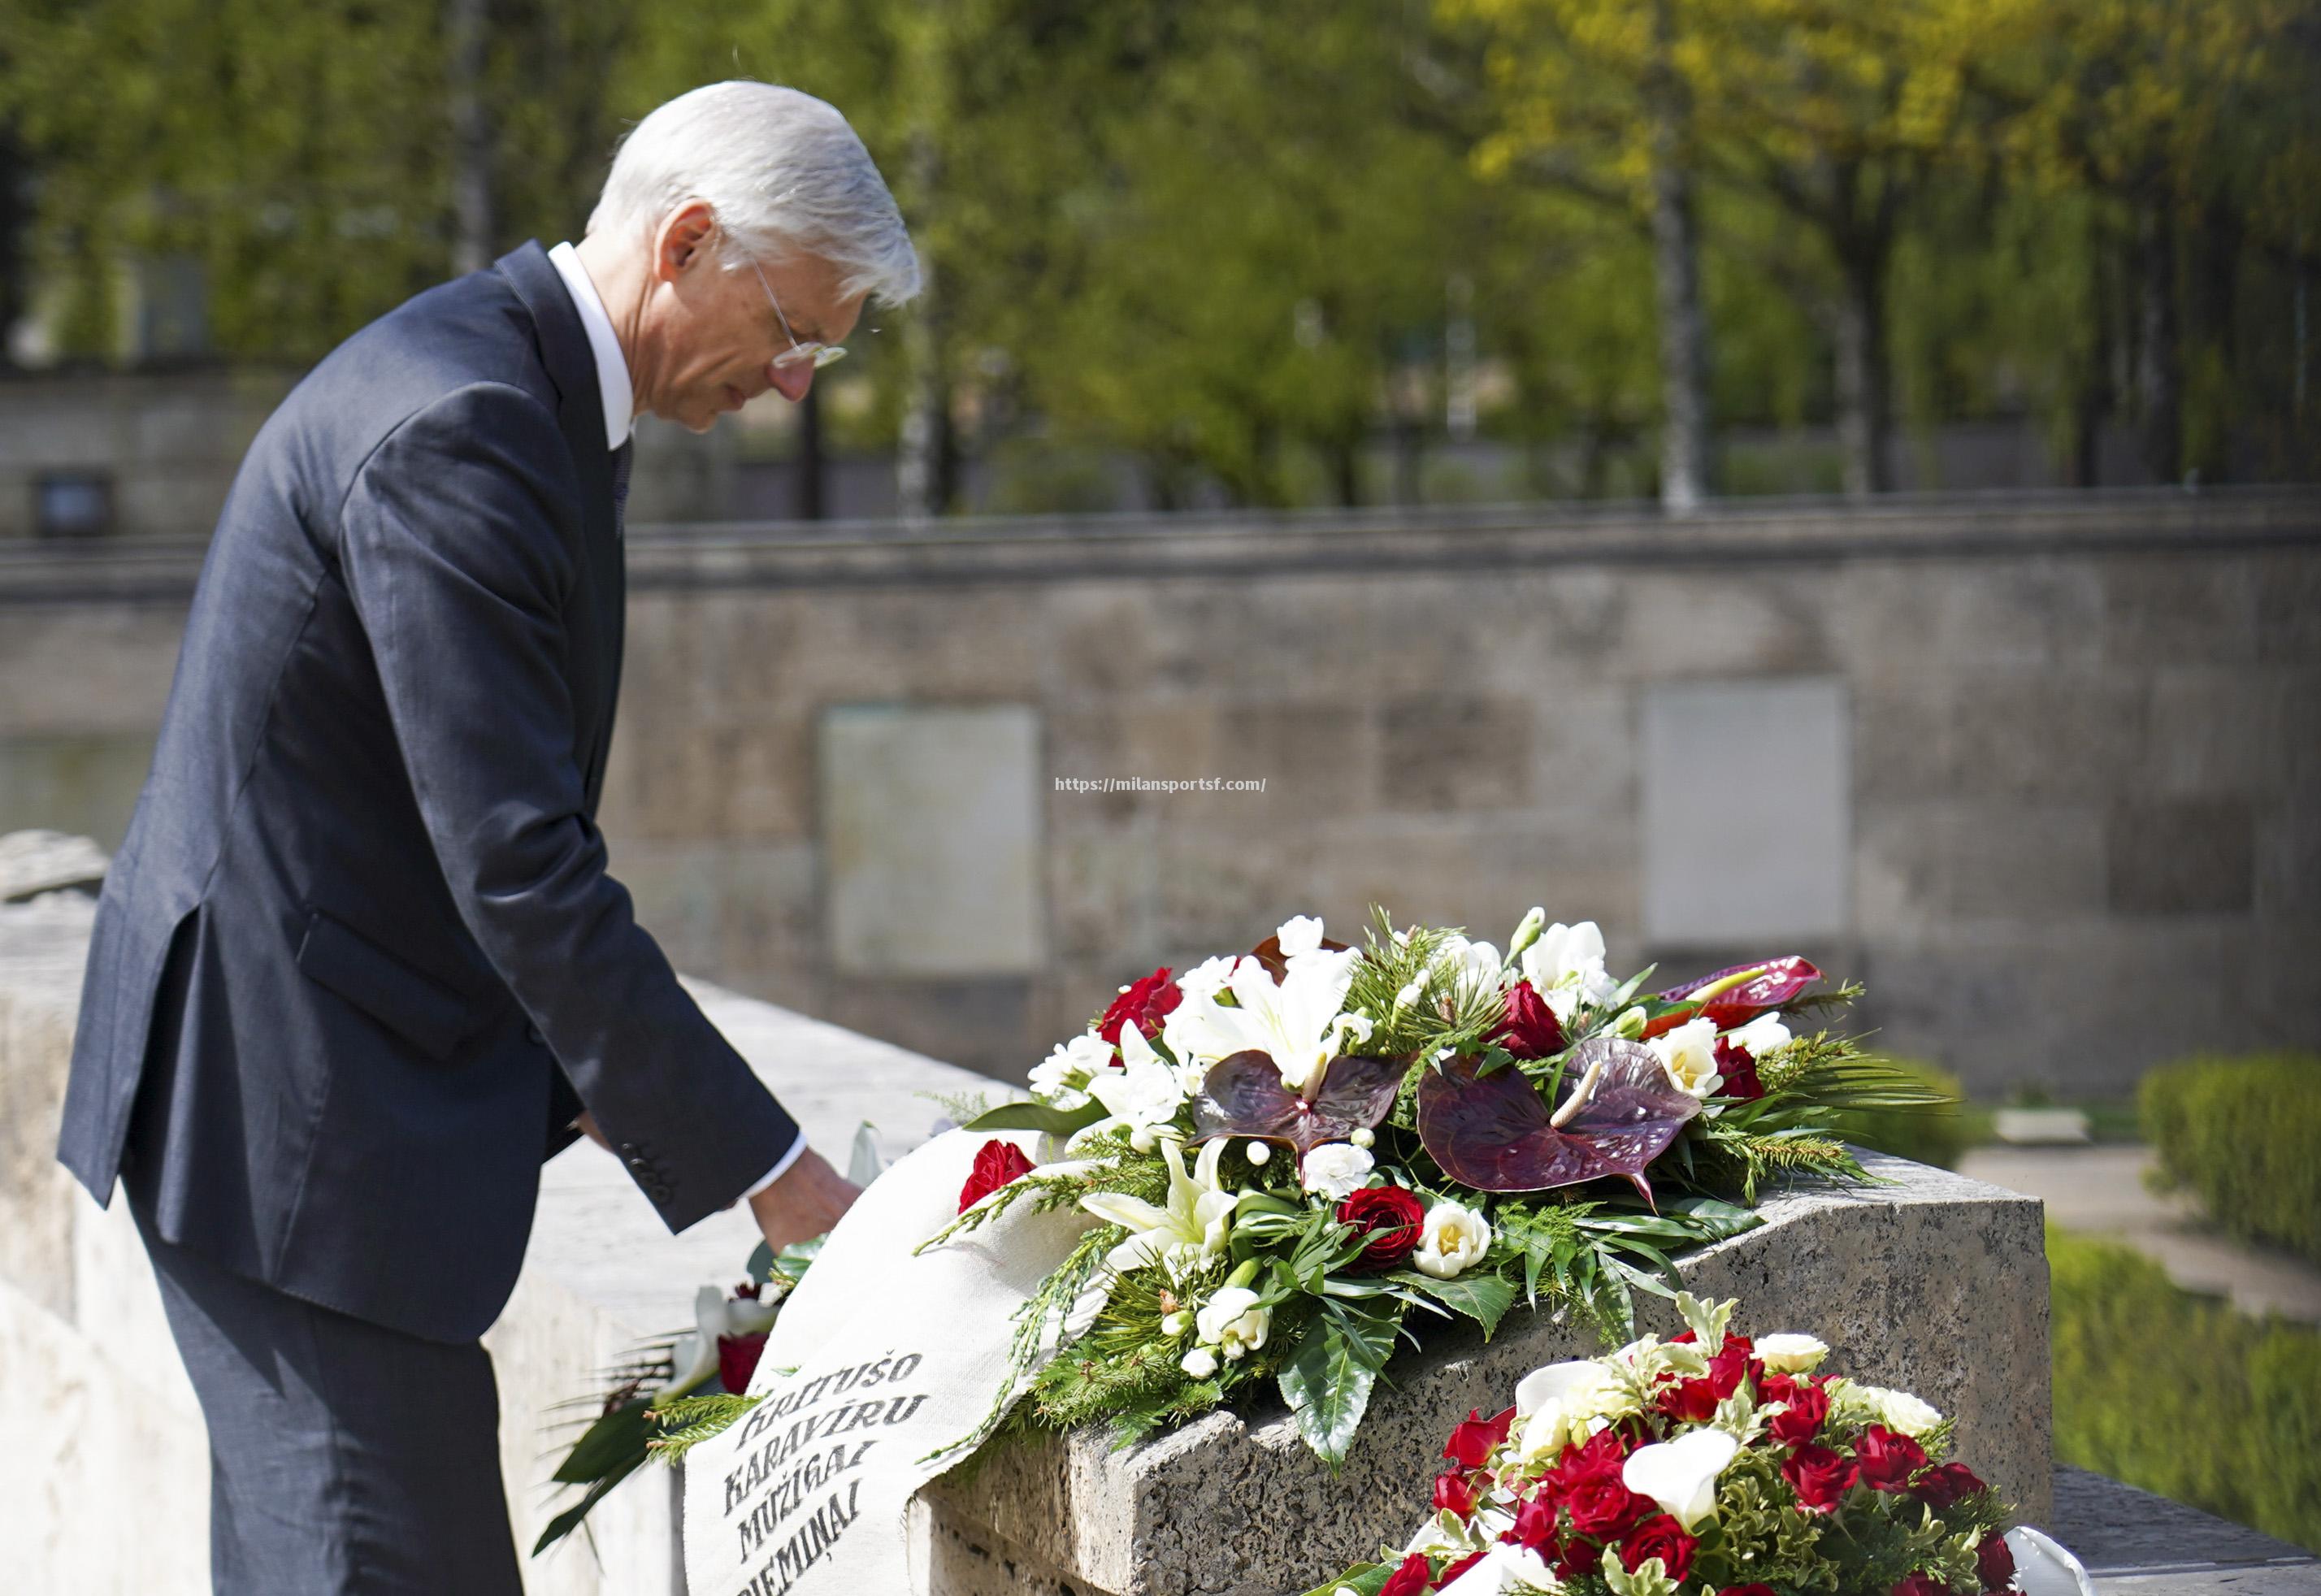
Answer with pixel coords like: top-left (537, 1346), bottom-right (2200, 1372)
top-left (54, 81), bottom-right (918, 1594)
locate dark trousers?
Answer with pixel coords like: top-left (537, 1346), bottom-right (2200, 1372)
top-left (131, 1197), bottom-right (525, 1595)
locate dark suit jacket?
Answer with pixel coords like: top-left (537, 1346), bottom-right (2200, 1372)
top-left (55, 241), bottom-right (800, 1344)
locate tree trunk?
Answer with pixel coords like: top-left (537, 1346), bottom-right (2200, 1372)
top-left (792, 381), bottom-right (825, 521)
top-left (447, 0), bottom-right (495, 276)
top-left (1329, 440), bottom-right (1362, 507)
top-left (2135, 197), bottom-right (2182, 484)
top-left (1647, 0), bottom-right (1712, 514)
top-left (1832, 239), bottom-right (1893, 497)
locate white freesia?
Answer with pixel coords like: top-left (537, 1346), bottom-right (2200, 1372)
top-left (1174, 954), bottom-right (1243, 1005)
top-left (1438, 935), bottom-right (1508, 997)
top-left (1755, 1333), bottom-right (1829, 1373)
top-left (1080, 1137), bottom-right (1237, 1273)
top-left (1622, 1426), bottom-right (1741, 1532)
top-left (2004, 1526), bottom-right (2098, 1596)
top-left (1413, 1201), bottom-right (1494, 1280)
top-left (1030, 1030), bottom-right (1114, 1108)
top-left (1181, 1346), bottom-right (1219, 1380)
top-left (1646, 1016), bottom-right (1722, 1096)
top-left (1162, 929), bottom-right (1362, 1095)
top-left (1087, 1024), bottom-right (1189, 1148)
top-left (1724, 1012), bottom-right (1792, 1058)
top-left (1519, 920), bottom-right (1617, 1022)
top-left (1195, 1285), bottom-right (1271, 1360)
top-left (1299, 1142), bottom-right (1375, 1199)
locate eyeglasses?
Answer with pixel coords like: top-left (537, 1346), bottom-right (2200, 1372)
top-left (747, 257), bottom-right (847, 371)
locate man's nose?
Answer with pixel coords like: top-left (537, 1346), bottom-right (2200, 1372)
top-left (768, 362), bottom-right (815, 404)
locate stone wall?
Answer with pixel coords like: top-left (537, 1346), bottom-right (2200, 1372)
top-left (2, 491), bottom-right (2315, 1095)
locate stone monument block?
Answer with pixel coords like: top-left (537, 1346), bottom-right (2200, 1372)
top-left (926, 1154), bottom-right (2050, 1596)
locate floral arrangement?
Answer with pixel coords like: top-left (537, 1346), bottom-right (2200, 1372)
top-left (1303, 1294), bottom-right (2094, 1596)
top-left (933, 907), bottom-right (1941, 1465)
top-left (532, 1241), bottom-right (820, 1555)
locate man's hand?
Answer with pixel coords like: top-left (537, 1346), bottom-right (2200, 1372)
top-left (747, 1147), bottom-right (861, 1255)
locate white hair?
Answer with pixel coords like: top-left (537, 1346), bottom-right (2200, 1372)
top-left (587, 80), bottom-right (922, 306)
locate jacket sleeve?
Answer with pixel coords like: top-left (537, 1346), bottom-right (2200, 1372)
top-left (338, 380), bottom-right (800, 1230)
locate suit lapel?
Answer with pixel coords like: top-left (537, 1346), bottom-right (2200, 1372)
top-left (494, 241), bottom-right (626, 817)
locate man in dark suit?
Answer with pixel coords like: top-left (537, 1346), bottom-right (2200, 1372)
top-left (54, 81), bottom-right (919, 1593)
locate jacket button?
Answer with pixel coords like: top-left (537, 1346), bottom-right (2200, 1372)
top-left (652, 1183), bottom-right (673, 1204)
top-left (627, 1156), bottom-right (650, 1172)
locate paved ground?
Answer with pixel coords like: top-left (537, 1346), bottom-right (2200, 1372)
top-left (1959, 1146), bottom-right (2321, 1324)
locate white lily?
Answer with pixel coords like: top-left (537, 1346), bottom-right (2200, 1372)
top-left (1162, 922), bottom-right (1361, 1095)
top-left (1437, 1542), bottom-right (1558, 1596)
top-left (655, 1284), bottom-right (742, 1397)
top-left (1087, 1024), bottom-right (1190, 1149)
top-left (1079, 1136), bottom-right (1238, 1273)
top-left (1622, 1426), bottom-right (1741, 1532)
top-left (2004, 1527), bottom-right (2098, 1596)
top-left (1519, 920), bottom-right (1617, 1022)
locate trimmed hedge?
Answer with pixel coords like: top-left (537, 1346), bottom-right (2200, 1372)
top-left (2049, 1229), bottom-right (2321, 1551)
top-left (1827, 1057), bottom-right (1976, 1170)
top-left (2140, 1052), bottom-right (2321, 1265)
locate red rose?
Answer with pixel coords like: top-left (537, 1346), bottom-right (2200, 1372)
top-left (1443, 1406), bottom-right (1517, 1469)
top-left (1378, 1552), bottom-right (1436, 1596)
top-left (1782, 1442), bottom-right (1859, 1511)
top-left (1855, 1424), bottom-right (1931, 1492)
top-left (1551, 1537), bottom-right (1602, 1581)
top-left (1339, 1186), bottom-right (1427, 1272)
top-left (717, 1331), bottom-right (767, 1394)
top-left (1620, 1516), bottom-right (1698, 1582)
top-left (1978, 1533), bottom-right (2018, 1593)
top-left (1566, 1467), bottom-right (1655, 1540)
top-left (1097, 968), bottom-right (1181, 1045)
top-left (1494, 980), bottom-right (1568, 1060)
top-left (958, 1138), bottom-right (1037, 1213)
top-left (1714, 1039), bottom-right (1767, 1100)
top-left (1767, 1378), bottom-right (1830, 1447)
top-left (1655, 1377), bottom-right (1720, 1423)
top-left (1913, 1462), bottom-right (1989, 1511)
top-left (1434, 1472), bottom-right (1478, 1519)
top-left (1894, 1574), bottom-right (1953, 1596)
top-left (1504, 1494), bottom-right (1560, 1550)
top-left (1722, 1586), bottom-right (1781, 1596)
top-left (1439, 1550), bottom-right (1485, 1585)
top-left (1707, 1334), bottom-right (1756, 1399)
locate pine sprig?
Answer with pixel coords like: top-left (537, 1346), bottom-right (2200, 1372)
top-left (644, 1392), bottom-right (761, 1464)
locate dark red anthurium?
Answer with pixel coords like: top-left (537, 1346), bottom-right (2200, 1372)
top-left (1648, 957), bottom-right (1822, 1034)
top-left (1416, 1039), bottom-right (1701, 1200)
top-left (1189, 1050), bottom-right (1406, 1156)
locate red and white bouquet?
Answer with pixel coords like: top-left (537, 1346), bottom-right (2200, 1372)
top-left (1309, 1295), bottom-right (2094, 1596)
top-left (931, 906), bottom-right (1942, 1465)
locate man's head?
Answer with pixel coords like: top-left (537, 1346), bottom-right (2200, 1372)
top-left (579, 81), bottom-right (920, 432)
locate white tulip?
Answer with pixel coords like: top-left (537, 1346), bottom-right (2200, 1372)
top-left (1646, 1017), bottom-right (1721, 1096)
top-left (1413, 1201), bottom-right (1494, 1280)
top-left (1755, 1333), bottom-right (1829, 1373)
top-left (1724, 1013), bottom-right (1792, 1058)
top-left (1622, 1426), bottom-right (1741, 1532)
top-left (1519, 921), bottom-right (1616, 1021)
top-left (1300, 1142), bottom-right (1375, 1200)
top-left (2004, 1527), bottom-right (2098, 1596)
top-left (1195, 1286), bottom-right (1271, 1361)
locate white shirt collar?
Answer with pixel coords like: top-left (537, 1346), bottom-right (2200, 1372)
top-left (547, 241), bottom-right (634, 450)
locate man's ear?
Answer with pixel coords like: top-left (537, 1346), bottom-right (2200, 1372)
top-left (653, 200), bottom-right (718, 281)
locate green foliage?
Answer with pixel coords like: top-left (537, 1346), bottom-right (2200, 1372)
top-left (2141, 1052), bottom-right (2321, 1266)
top-left (1819, 1056), bottom-right (1974, 1171)
top-left (645, 1392), bottom-right (763, 1464)
top-left (1278, 1298), bottom-right (1400, 1466)
top-left (2049, 1228), bottom-right (2321, 1552)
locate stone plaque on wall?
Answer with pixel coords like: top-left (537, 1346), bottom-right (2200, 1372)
top-left (820, 704), bottom-right (1043, 977)
top-left (1642, 678), bottom-right (1850, 944)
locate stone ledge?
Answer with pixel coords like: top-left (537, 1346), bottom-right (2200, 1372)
top-left (2055, 1465), bottom-right (2319, 1590)
top-left (928, 1152), bottom-right (2052, 1596)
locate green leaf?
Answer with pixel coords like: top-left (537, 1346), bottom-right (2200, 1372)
top-left (745, 1240), bottom-right (774, 1285)
top-left (532, 1454), bottom-right (644, 1555)
top-left (1297, 1563), bottom-right (1397, 1596)
top-left (1277, 1299), bottom-right (1398, 1466)
top-left (964, 1099), bottom-right (1108, 1135)
top-left (772, 1234), bottom-right (826, 1285)
top-left (1391, 1270), bottom-right (1516, 1338)
top-left (551, 1395), bottom-right (653, 1485)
